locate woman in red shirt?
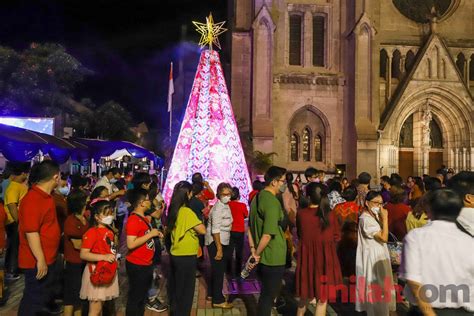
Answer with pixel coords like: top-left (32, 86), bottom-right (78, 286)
top-left (386, 185), bottom-right (411, 241)
top-left (296, 182), bottom-right (342, 316)
top-left (63, 189), bottom-right (90, 316)
top-left (80, 200), bottom-right (119, 315)
top-left (125, 188), bottom-right (162, 316)
top-left (227, 187), bottom-right (248, 277)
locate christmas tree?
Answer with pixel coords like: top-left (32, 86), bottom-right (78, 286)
top-left (163, 16), bottom-right (252, 204)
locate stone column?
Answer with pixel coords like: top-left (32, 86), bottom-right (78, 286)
top-left (467, 59), bottom-right (471, 88)
top-left (304, 10), bottom-right (312, 68)
top-left (454, 148), bottom-right (459, 172)
top-left (471, 148), bottom-right (474, 171)
top-left (463, 148), bottom-right (467, 171)
top-left (387, 55), bottom-right (392, 101)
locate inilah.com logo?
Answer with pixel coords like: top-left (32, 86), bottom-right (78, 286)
top-left (317, 276), bottom-right (470, 304)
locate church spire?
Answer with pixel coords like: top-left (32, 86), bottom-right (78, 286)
top-left (428, 5), bottom-right (439, 34)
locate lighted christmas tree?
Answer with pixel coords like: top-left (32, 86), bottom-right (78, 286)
top-left (163, 14), bottom-right (252, 204)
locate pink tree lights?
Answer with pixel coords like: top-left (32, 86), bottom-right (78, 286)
top-left (163, 50), bottom-right (252, 205)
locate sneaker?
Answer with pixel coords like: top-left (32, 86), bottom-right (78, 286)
top-left (146, 299), bottom-right (168, 313)
top-left (274, 296), bottom-right (286, 309)
top-left (5, 273), bottom-right (20, 281)
top-left (212, 302), bottom-right (233, 309)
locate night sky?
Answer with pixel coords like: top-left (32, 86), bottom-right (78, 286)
top-left (0, 0), bottom-right (228, 130)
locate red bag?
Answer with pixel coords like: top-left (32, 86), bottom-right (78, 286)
top-left (89, 261), bottom-right (117, 286)
top-left (88, 227), bottom-right (117, 286)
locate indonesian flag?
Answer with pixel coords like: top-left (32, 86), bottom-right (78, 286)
top-left (168, 62), bottom-right (174, 112)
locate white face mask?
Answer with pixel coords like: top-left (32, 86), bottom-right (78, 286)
top-left (220, 196), bottom-right (231, 204)
top-left (100, 215), bottom-right (114, 225)
top-left (371, 206), bottom-right (380, 214)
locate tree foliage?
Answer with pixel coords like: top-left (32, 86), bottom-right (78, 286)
top-left (0, 43), bottom-right (138, 142)
top-left (0, 43), bottom-right (90, 116)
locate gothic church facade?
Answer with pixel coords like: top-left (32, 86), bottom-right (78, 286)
top-left (230, 0), bottom-right (473, 181)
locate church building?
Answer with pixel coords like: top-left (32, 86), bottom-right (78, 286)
top-left (229, 0), bottom-right (473, 181)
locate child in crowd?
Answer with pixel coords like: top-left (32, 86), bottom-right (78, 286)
top-left (125, 189), bottom-right (163, 316)
top-left (63, 189), bottom-right (90, 316)
top-left (80, 200), bottom-right (119, 316)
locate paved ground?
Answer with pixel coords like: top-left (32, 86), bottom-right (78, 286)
top-left (0, 255), bottom-right (408, 315)
top-left (0, 221), bottom-right (409, 315)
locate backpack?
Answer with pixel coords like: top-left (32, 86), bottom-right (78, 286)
top-left (89, 260), bottom-right (118, 286)
top-left (88, 228), bottom-right (117, 286)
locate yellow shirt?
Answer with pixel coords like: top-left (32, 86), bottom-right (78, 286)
top-left (4, 181), bottom-right (28, 224)
top-left (405, 211), bottom-right (429, 232)
top-left (171, 207), bottom-right (201, 256)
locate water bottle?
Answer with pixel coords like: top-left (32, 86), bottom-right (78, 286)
top-left (240, 257), bottom-right (256, 279)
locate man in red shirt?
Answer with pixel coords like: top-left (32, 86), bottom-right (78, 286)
top-left (125, 188), bottom-right (162, 316)
top-left (227, 187), bottom-right (249, 277)
top-left (18, 160), bottom-right (62, 315)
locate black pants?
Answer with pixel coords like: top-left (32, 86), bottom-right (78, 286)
top-left (116, 214), bottom-right (125, 239)
top-left (5, 222), bottom-right (19, 274)
top-left (169, 255), bottom-right (197, 316)
top-left (18, 264), bottom-right (56, 315)
top-left (126, 261), bottom-right (154, 316)
top-left (207, 242), bottom-right (231, 304)
top-left (257, 264), bottom-right (285, 316)
top-left (227, 231), bottom-right (245, 277)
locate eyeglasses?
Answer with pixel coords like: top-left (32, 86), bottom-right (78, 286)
top-left (370, 201), bottom-right (383, 206)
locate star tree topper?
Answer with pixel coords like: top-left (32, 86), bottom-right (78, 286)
top-left (192, 13), bottom-right (227, 50)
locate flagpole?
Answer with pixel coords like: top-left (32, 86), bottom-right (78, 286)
top-left (169, 102), bottom-right (172, 138)
top-left (168, 62), bottom-right (174, 139)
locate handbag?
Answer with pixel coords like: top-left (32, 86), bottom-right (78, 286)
top-left (387, 232), bottom-right (403, 266)
top-left (88, 228), bottom-right (118, 286)
top-left (89, 260), bottom-right (118, 286)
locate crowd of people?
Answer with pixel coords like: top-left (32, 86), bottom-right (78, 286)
top-left (0, 161), bottom-right (472, 316)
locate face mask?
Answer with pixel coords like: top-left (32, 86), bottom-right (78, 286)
top-left (220, 196), bottom-right (231, 204)
top-left (371, 206), bottom-right (380, 214)
top-left (58, 186), bottom-right (70, 196)
top-left (109, 178), bottom-right (117, 184)
top-left (100, 215), bottom-right (114, 225)
top-left (279, 183), bottom-right (287, 193)
top-left (312, 178), bottom-right (320, 183)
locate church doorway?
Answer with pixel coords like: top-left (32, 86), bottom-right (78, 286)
top-left (398, 111), bottom-right (444, 178)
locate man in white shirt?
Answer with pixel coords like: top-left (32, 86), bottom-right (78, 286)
top-left (448, 171), bottom-right (474, 237)
top-left (94, 167), bottom-right (125, 200)
top-left (399, 189), bottom-right (474, 315)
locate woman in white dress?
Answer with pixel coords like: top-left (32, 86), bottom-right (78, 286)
top-left (356, 191), bottom-right (396, 316)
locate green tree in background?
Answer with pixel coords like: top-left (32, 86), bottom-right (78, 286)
top-left (0, 43), bottom-right (139, 142)
top-left (0, 43), bottom-right (90, 116)
top-left (94, 101), bottom-right (137, 141)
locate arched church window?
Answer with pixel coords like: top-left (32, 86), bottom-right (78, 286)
top-left (430, 120), bottom-right (443, 148)
top-left (405, 50), bottom-right (416, 72)
top-left (456, 52), bottom-right (466, 79)
top-left (314, 135), bottom-right (323, 162)
top-left (302, 128), bottom-right (311, 161)
top-left (289, 107), bottom-right (327, 163)
top-left (312, 15), bottom-right (325, 67)
top-left (380, 49), bottom-right (388, 78)
top-left (289, 14), bottom-right (302, 65)
top-left (290, 133), bottom-right (299, 161)
top-left (399, 114), bottom-right (413, 148)
top-left (392, 50), bottom-right (401, 79)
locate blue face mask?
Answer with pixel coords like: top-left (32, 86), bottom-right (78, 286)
top-left (58, 186), bottom-right (70, 196)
